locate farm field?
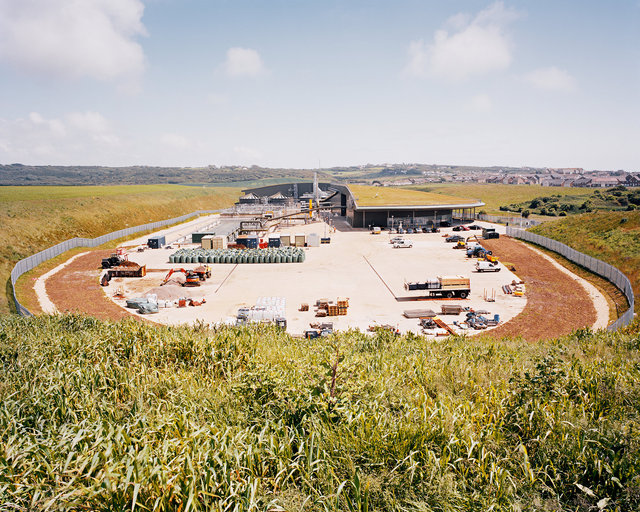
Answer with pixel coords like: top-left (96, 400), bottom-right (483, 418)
top-left (1, 185), bottom-right (240, 314)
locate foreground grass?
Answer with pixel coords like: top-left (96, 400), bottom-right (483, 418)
top-left (1, 185), bottom-right (240, 314)
top-left (1, 315), bottom-right (639, 511)
top-left (532, 211), bottom-right (640, 315)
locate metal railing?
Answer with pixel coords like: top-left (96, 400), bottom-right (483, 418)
top-left (476, 213), bottom-right (542, 227)
top-left (10, 210), bottom-right (220, 316)
top-left (507, 227), bottom-right (635, 330)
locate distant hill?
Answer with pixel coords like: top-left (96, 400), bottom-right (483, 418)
top-left (0, 164), bottom-right (331, 186)
top-left (0, 163), bottom-right (539, 186)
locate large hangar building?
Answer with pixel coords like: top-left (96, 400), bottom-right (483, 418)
top-left (241, 183), bottom-right (484, 229)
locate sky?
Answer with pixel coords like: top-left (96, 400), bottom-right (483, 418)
top-left (0, 0), bottom-right (638, 171)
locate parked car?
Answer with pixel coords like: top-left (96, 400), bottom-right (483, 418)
top-left (468, 225), bottom-right (482, 230)
top-left (393, 239), bottom-right (413, 248)
top-left (389, 236), bottom-right (404, 244)
top-left (452, 225), bottom-right (469, 231)
top-left (445, 235), bottom-right (464, 243)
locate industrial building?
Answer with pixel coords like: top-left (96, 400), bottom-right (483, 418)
top-left (241, 182), bottom-right (484, 229)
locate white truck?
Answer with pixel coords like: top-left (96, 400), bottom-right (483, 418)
top-left (476, 261), bottom-right (501, 272)
top-left (393, 239), bottom-right (413, 248)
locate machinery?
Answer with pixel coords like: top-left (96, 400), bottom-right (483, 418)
top-left (161, 268), bottom-right (202, 287)
top-left (101, 249), bottom-right (127, 269)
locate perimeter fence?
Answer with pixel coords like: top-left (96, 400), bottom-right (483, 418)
top-left (10, 210), bottom-right (220, 316)
top-left (507, 227), bottom-right (635, 330)
top-left (476, 213), bottom-right (542, 227)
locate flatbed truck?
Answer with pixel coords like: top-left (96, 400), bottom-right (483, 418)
top-left (404, 275), bottom-right (471, 299)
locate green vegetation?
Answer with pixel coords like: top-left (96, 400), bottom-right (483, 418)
top-left (499, 186), bottom-right (640, 217)
top-left (1, 315), bottom-right (638, 510)
top-left (411, 184), bottom-right (597, 215)
top-left (349, 184), bottom-right (476, 207)
top-left (0, 164), bottom-right (326, 186)
top-left (1, 185), bottom-right (240, 314)
top-left (532, 211), bottom-right (640, 314)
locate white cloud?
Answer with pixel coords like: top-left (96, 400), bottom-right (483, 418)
top-left (405, 1), bottom-right (519, 81)
top-left (67, 111), bottom-right (109, 133)
top-left (0, 110), bottom-right (122, 163)
top-left (469, 93), bottom-right (493, 113)
top-left (525, 66), bottom-right (576, 92)
top-left (161, 133), bottom-right (192, 150)
top-left (0, 0), bottom-right (146, 88)
top-left (224, 47), bottom-right (265, 78)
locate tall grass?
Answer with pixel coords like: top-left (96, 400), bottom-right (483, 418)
top-left (1, 315), bottom-right (638, 510)
top-left (0, 185), bottom-right (240, 313)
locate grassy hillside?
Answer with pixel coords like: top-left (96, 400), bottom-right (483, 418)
top-left (532, 211), bottom-right (640, 314)
top-left (0, 315), bottom-right (638, 511)
top-left (348, 185), bottom-right (478, 207)
top-left (410, 184), bottom-right (597, 215)
top-left (1, 185), bottom-right (240, 314)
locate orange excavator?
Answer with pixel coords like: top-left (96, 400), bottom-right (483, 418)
top-left (161, 268), bottom-right (201, 287)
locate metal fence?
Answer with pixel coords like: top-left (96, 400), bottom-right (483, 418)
top-left (476, 213), bottom-right (542, 227)
top-left (507, 227), bottom-right (635, 330)
top-left (10, 210), bottom-right (220, 317)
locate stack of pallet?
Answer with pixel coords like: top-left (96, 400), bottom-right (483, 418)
top-left (315, 297), bottom-right (349, 317)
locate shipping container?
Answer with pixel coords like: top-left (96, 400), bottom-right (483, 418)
top-left (280, 234), bottom-right (291, 246)
top-left (268, 235), bottom-right (281, 248)
top-left (191, 232), bottom-right (216, 244)
top-left (147, 236), bottom-right (165, 249)
top-left (201, 235), bottom-right (214, 250)
top-left (294, 234), bottom-right (306, 247)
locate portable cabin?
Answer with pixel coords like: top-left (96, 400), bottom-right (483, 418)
top-left (147, 235), bottom-right (166, 249)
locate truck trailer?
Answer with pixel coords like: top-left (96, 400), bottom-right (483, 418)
top-left (404, 275), bottom-right (471, 299)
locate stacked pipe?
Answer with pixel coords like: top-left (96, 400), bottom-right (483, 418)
top-left (169, 247), bottom-right (306, 264)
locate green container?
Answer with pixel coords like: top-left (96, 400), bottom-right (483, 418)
top-left (275, 254), bottom-right (281, 264)
top-left (213, 255), bottom-right (220, 264)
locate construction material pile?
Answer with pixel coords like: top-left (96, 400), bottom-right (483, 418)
top-left (315, 297), bottom-right (349, 317)
top-left (237, 297), bottom-right (287, 327)
top-left (169, 247), bottom-right (305, 264)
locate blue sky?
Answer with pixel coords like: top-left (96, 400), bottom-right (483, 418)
top-left (0, 0), bottom-right (638, 170)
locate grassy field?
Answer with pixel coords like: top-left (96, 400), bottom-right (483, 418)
top-left (1, 314), bottom-right (638, 511)
top-left (348, 185), bottom-right (477, 207)
top-left (410, 184), bottom-right (598, 215)
top-left (1, 185), bottom-right (240, 314)
top-left (531, 211), bottom-right (640, 315)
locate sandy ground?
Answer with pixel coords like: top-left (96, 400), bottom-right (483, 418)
top-left (480, 237), bottom-right (601, 341)
top-left (527, 244), bottom-right (609, 330)
top-left (35, 252), bottom-right (89, 313)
